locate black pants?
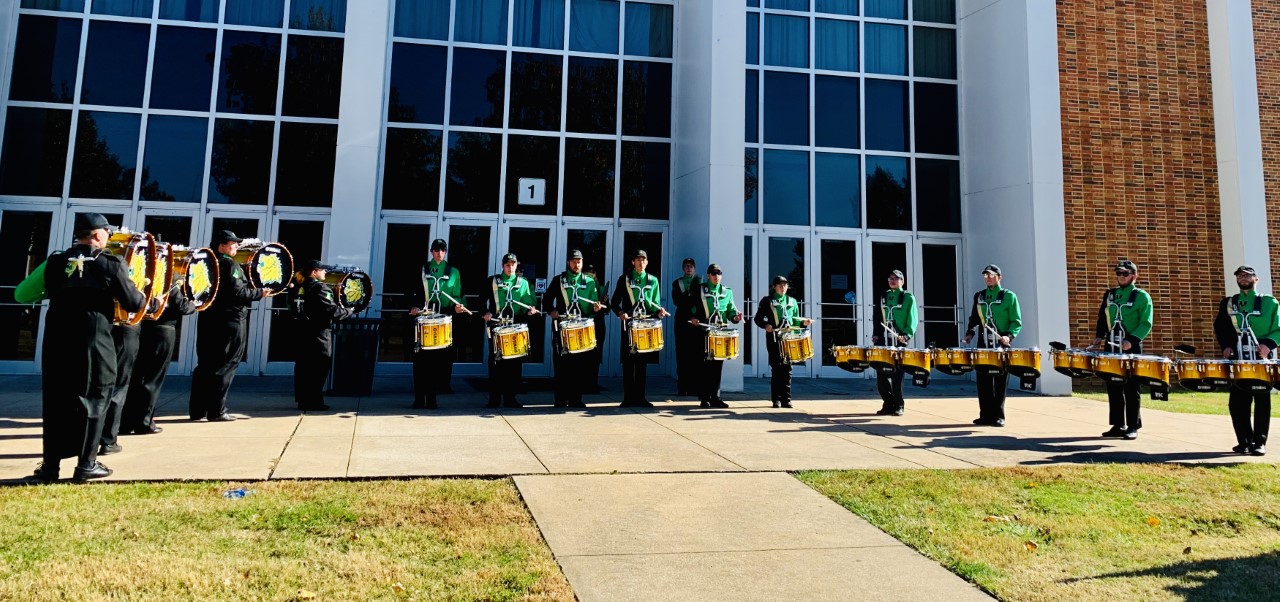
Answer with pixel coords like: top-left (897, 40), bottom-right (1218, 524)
top-left (1106, 379), bottom-right (1142, 429)
top-left (101, 325), bottom-right (140, 447)
top-left (413, 346), bottom-right (454, 406)
top-left (769, 348), bottom-right (792, 403)
top-left (876, 367), bottom-right (904, 412)
top-left (190, 317), bottom-right (246, 419)
top-left (976, 370), bottom-right (1008, 421)
top-left (1229, 388), bottom-right (1271, 446)
top-left (552, 346), bottom-right (590, 405)
top-left (293, 341), bottom-right (331, 408)
top-left (675, 322), bottom-right (701, 394)
top-left (41, 318), bottom-right (116, 471)
top-left (122, 322), bottom-right (177, 432)
top-left (488, 354), bottom-right (522, 406)
top-left (700, 358), bottom-right (725, 402)
top-left (622, 354), bottom-right (649, 402)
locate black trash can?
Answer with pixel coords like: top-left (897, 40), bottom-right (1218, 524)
top-left (329, 317), bottom-right (381, 396)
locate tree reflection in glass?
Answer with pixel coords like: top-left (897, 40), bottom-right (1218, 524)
top-left (217, 31), bottom-right (281, 115)
top-left (70, 111), bottom-right (139, 200)
top-left (445, 132), bottom-right (500, 213)
top-left (208, 119), bottom-right (273, 204)
top-left (865, 156), bottom-right (911, 230)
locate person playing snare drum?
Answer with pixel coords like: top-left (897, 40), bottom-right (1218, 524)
top-left (545, 249), bottom-right (605, 408)
top-left (753, 276), bottom-right (811, 408)
top-left (689, 263), bottom-right (742, 408)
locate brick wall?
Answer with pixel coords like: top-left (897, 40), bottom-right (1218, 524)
top-left (1057, 0), bottom-right (1222, 361)
top-left (1255, 0), bottom-right (1280, 287)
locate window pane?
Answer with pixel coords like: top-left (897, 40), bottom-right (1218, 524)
top-left (217, 31), bottom-right (282, 115)
top-left (382, 127), bottom-right (442, 211)
top-left (449, 48), bottom-right (506, 127)
top-left (865, 23), bottom-right (906, 75)
top-left (388, 43), bottom-right (447, 124)
top-left (764, 15), bottom-right (807, 68)
top-left (914, 0), bottom-right (955, 24)
top-left (71, 111), bottom-right (141, 200)
top-left (763, 149), bottom-right (808, 226)
top-left (746, 13), bottom-right (759, 65)
top-left (150, 27), bottom-right (216, 111)
top-left (914, 82), bottom-right (958, 154)
top-left (226, 0), bottom-right (285, 27)
top-left (624, 3), bottom-right (673, 58)
top-left (208, 119), bottom-right (274, 205)
top-left (0, 107), bottom-right (72, 196)
top-left (620, 141), bottom-right (669, 219)
top-left (764, 71), bottom-right (808, 146)
top-left (141, 115), bottom-right (208, 203)
top-left (744, 148), bottom-right (758, 223)
top-left (865, 78), bottom-right (907, 151)
top-left (505, 135), bottom-right (560, 215)
top-left (21, 0), bottom-right (84, 10)
top-left (815, 0), bottom-right (856, 15)
top-left (513, 0), bottom-right (565, 49)
top-left (921, 243), bottom-right (959, 347)
top-left (570, 0), bottom-right (619, 53)
top-left (92, 0), bottom-right (153, 16)
top-left (622, 61), bottom-right (672, 137)
top-left (865, 0), bottom-right (905, 19)
top-left (378, 222), bottom-right (430, 361)
top-left (0, 210), bottom-right (52, 361)
top-left (290, 0), bottom-right (346, 31)
top-left (394, 0), bottom-right (449, 39)
top-left (81, 21), bottom-right (150, 108)
top-left (9, 16), bottom-right (82, 103)
top-left (914, 27), bottom-right (956, 78)
top-left (764, 0), bottom-right (807, 9)
top-left (745, 69), bottom-right (758, 143)
top-left (275, 123), bottom-right (336, 207)
top-left (445, 131), bottom-right (501, 213)
top-left (814, 75), bottom-right (858, 149)
top-left (509, 53), bottom-right (563, 131)
top-left (563, 138), bottom-right (615, 217)
top-left (815, 152), bottom-right (859, 227)
top-left (283, 35), bottom-right (344, 118)
top-left (815, 19), bottom-right (857, 72)
top-left (566, 57), bottom-right (617, 134)
top-left (768, 236), bottom-right (804, 301)
top-left (916, 158), bottom-right (960, 232)
top-left (159, 0), bottom-right (219, 22)
top-left (865, 155), bottom-right (910, 230)
top-left (455, 0), bottom-right (509, 44)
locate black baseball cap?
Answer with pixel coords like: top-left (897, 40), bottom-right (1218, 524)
top-left (707, 263), bottom-right (722, 275)
top-left (682, 257), bottom-right (696, 266)
top-left (301, 258), bottom-right (325, 272)
top-left (771, 275), bottom-right (789, 286)
top-left (502, 253), bottom-right (518, 264)
top-left (74, 212), bottom-right (113, 232)
top-left (633, 250), bottom-right (648, 259)
top-left (430, 239), bottom-right (447, 251)
top-left (1115, 260), bottom-right (1138, 273)
top-left (212, 230), bottom-right (243, 245)
top-left (568, 249), bottom-right (583, 260)
top-left (982, 264), bottom-right (1002, 276)
top-left (1235, 265), bottom-right (1258, 276)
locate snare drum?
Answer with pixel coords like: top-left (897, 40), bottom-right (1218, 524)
top-left (558, 318), bottom-right (597, 354)
top-left (233, 240), bottom-right (293, 296)
top-left (629, 318), bottom-right (664, 353)
top-left (866, 346), bottom-right (900, 371)
top-left (972, 348), bottom-right (1008, 375)
top-left (1130, 355), bottom-right (1172, 387)
top-left (780, 330), bottom-right (814, 364)
top-left (493, 323), bottom-right (531, 360)
top-left (1230, 360), bottom-right (1273, 391)
top-left (932, 348), bottom-right (973, 376)
top-left (899, 348), bottom-right (931, 376)
top-left (1090, 353), bottom-right (1131, 383)
top-left (414, 313), bottom-right (453, 351)
top-left (1006, 348), bottom-right (1041, 378)
top-left (706, 327), bottom-right (740, 361)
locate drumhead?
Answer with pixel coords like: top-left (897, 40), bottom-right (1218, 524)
top-left (417, 313), bottom-right (452, 325)
top-left (242, 242), bottom-right (294, 295)
top-left (181, 247), bottom-right (221, 311)
top-left (494, 323), bottom-right (529, 335)
top-left (143, 242), bottom-right (175, 320)
top-left (329, 270), bottom-right (373, 313)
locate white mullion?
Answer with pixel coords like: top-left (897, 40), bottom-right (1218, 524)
top-left (199, 11), bottom-right (226, 209)
top-left (268, 0), bottom-right (292, 209)
top-left (60, 11), bottom-right (91, 201)
top-left (906, 10), bottom-right (917, 234)
top-left (131, 13), bottom-right (160, 208)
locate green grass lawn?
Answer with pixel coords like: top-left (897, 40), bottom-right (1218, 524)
top-left (0, 479), bottom-right (572, 601)
top-left (800, 464), bottom-right (1280, 602)
top-left (1072, 389), bottom-right (1280, 417)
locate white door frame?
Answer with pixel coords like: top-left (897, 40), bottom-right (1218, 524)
top-left (497, 217), bottom-right (558, 378)
top-left (137, 207), bottom-right (201, 375)
top-left (812, 233), bottom-right (864, 379)
top-left (370, 214), bottom-right (436, 376)
top-left (260, 214), bottom-right (331, 376)
top-left (441, 216), bottom-right (498, 376)
top-left (758, 226), bottom-right (814, 379)
top-left (199, 210), bottom-right (268, 374)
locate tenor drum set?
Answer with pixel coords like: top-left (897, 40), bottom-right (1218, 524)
top-left (829, 342), bottom-right (1043, 389)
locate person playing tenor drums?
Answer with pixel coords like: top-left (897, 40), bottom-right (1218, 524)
top-left (963, 265), bottom-right (1022, 427)
top-left (873, 269), bottom-right (916, 416)
top-left (1093, 260), bottom-right (1152, 440)
top-left (1214, 265), bottom-right (1277, 456)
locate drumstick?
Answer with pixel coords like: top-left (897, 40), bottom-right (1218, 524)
top-left (436, 290), bottom-right (474, 314)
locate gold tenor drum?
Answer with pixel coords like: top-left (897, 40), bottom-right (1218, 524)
top-left (1176, 359), bottom-right (1230, 392)
top-left (899, 348), bottom-right (931, 376)
top-left (414, 313), bottom-right (453, 351)
top-left (1006, 348), bottom-right (1042, 379)
top-left (1051, 349), bottom-right (1092, 378)
top-left (105, 230), bottom-right (157, 326)
top-left (932, 348), bottom-right (973, 376)
top-left (143, 241), bottom-right (175, 320)
top-left (233, 239), bottom-right (293, 296)
top-left (832, 345), bottom-right (870, 372)
top-left (780, 329), bottom-right (814, 364)
top-left (629, 318), bottom-right (664, 353)
top-left (320, 266), bottom-right (373, 313)
top-left (866, 346), bottom-right (900, 371)
top-left (1090, 353), bottom-right (1131, 383)
top-left (1130, 355), bottom-right (1172, 388)
top-left (972, 348), bottom-right (1008, 375)
top-left (706, 327), bottom-right (740, 361)
top-left (493, 323), bottom-right (531, 360)
top-left (558, 318), bottom-right (597, 354)
top-left (1230, 360), bottom-right (1272, 392)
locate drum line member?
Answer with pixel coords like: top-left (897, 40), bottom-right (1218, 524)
top-left (291, 259), bottom-right (354, 411)
top-left (409, 239), bottom-right (465, 409)
top-left (963, 265), bottom-right (1022, 427)
top-left (754, 276), bottom-right (811, 408)
top-left (611, 250), bottom-right (668, 407)
top-left (689, 263), bottom-right (742, 408)
top-left (1214, 265), bottom-right (1276, 456)
top-left (121, 284), bottom-right (195, 435)
top-left (872, 270), bottom-right (917, 416)
top-left (189, 230), bottom-right (264, 422)
top-left (1092, 260), bottom-right (1152, 440)
top-left (672, 258), bottom-right (702, 396)
top-left (545, 249), bottom-right (606, 408)
top-left (99, 311), bottom-right (140, 456)
top-left (483, 253), bottom-right (539, 408)
top-left (583, 264), bottom-right (606, 392)
top-left (30, 213), bottom-right (145, 482)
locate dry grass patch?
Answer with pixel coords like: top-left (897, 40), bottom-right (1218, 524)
top-left (1072, 389), bottom-right (1280, 417)
top-left (0, 479), bottom-right (572, 601)
top-left (800, 464), bottom-right (1280, 602)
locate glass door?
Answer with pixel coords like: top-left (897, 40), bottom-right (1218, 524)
top-left (262, 216), bottom-right (329, 375)
top-left (816, 236), bottom-right (861, 378)
top-left (763, 230), bottom-right (810, 378)
top-left (499, 221), bottom-right (555, 377)
top-left (0, 208), bottom-right (54, 374)
top-left (560, 223), bottom-right (612, 375)
top-left (918, 240), bottom-right (963, 350)
top-left (443, 219), bottom-right (495, 374)
top-left (617, 227), bottom-right (668, 376)
top-left (199, 212), bottom-right (266, 372)
top-left (867, 235), bottom-right (915, 353)
top-left (139, 209), bottom-right (199, 374)
top-left (374, 218), bottom-right (433, 374)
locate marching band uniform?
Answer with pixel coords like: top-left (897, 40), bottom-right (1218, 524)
top-left (189, 230), bottom-right (264, 422)
top-left (690, 263), bottom-right (741, 408)
top-left (412, 239), bottom-right (463, 409)
top-left (33, 213), bottom-right (145, 482)
top-left (1214, 265), bottom-right (1276, 456)
top-left (121, 287), bottom-right (195, 435)
top-left (1094, 260), bottom-right (1152, 439)
top-left (873, 270), bottom-right (917, 416)
top-left (584, 264), bottom-right (605, 391)
top-left (672, 259), bottom-right (702, 396)
top-left (545, 250), bottom-right (604, 408)
top-left (611, 250), bottom-right (666, 407)
top-left (754, 275), bottom-right (806, 408)
top-left (485, 253), bottom-right (537, 408)
top-left (964, 265), bottom-right (1022, 427)
top-left (99, 322), bottom-right (139, 455)
top-left (291, 260), bottom-right (354, 411)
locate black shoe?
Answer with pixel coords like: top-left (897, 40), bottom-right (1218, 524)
top-left (568, 401), bottom-right (587, 408)
top-left (1123, 428), bottom-right (1139, 440)
top-left (1101, 427), bottom-right (1127, 438)
top-left (98, 443), bottom-right (123, 455)
top-left (771, 400), bottom-right (780, 408)
top-left (26, 462), bottom-right (59, 483)
top-left (1250, 444), bottom-right (1267, 456)
top-left (780, 401), bottom-right (793, 408)
top-left (890, 408), bottom-right (905, 416)
top-left (973, 418), bottom-right (989, 425)
top-left (73, 462), bottom-right (112, 481)
top-left (877, 408), bottom-right (895, 416)
top-left (125, 424), bottom-right (163, 435)
top-left (1232, 444), bottom-right (1250, 454)
top-left (992, 419), bottom-right (1005, 427)
top-left (699, 399), bottom-right (710, 408)
top-left (710, 400), bottom-right (729, 408)
top-left (299, 404), bottom-right (330, 412)
top-left (207, 413), bottom-right (237, 422)
top-left (554, 401), bottom-right (568, 408)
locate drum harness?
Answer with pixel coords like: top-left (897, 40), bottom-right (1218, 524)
top-left (971, 289), bottom-right (1009, 349)
top-left (1101, 287), bottom-right (1139, 353)
top-left (769, 295), bottom-right (800, 343)
top-left (698, 282), bottom-right (732, 329)
top-left (879, 291), bottom-right (906, 347)
top-left (1229, 294), bottom-right (1265, 361)
top-left (554, 272), bottom-right (595, 333)
top-left (422, 262), bottom-right (470, 315)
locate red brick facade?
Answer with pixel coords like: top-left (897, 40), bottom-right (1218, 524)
top-left (1255, 0), bottom-right (1280, 287)
top-left (1056, 0), bottom-right (1223, 361)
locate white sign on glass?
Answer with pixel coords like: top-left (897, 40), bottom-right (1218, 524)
top-left (518, 178), bottom-right (546, 206)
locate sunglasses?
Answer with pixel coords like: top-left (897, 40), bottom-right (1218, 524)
top-left (708, 270), bottom-right (722, 275)
top-left (1115, 270), bottom-right (1132, 276)
top-left (887, 276), bottom-right (902, 280)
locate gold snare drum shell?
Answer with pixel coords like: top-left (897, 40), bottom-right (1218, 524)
top-left (493, 323), bottom-right (531, 360)
top-left (706, 327), bottom-right (740, 361)
top-left (780, 330), bottom-right (814, 364)
top-left (630, 318), bottom-right (664, 353)
top-left (415, 314), bottom-right (453, 351)
top-left (558, 318), bottom-right (597, 354)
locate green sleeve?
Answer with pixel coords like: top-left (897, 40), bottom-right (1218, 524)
top-left (1005, 291), bottom-right (1023, 338)
top-left (1257, 296), bottom-right (1280, 342)
top-left (444, 267), bottom-right (462, 300)
top-left (518, 278), bottom-right (536, 309)
top-left (14, 260), bottom-right (47, 304)
top-left (725, 289), bottom-right (740, 321)
top-left (901, 292), bottom-right (918, 339)
top-left (1130, 290), bottom-right (1153, 340)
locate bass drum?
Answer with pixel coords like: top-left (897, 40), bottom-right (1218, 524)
top-left (172, 246), bottom-right (220, 311)
top-left (143, 242), bottom-right (176, 320)
top-left (234, 240), bottom-right (293, 296)
top-left (104, 230), bottom-right (157, 326)
top-left (321, 266), bottom-right (374, 313)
